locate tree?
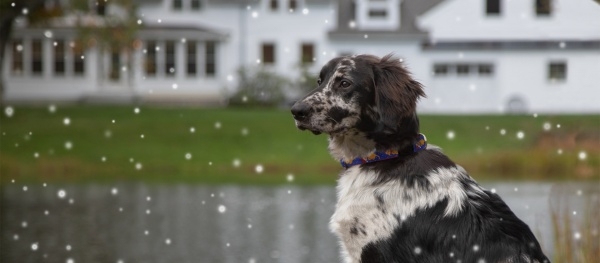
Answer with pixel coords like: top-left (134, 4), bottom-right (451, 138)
top-left (70, 0), bottom-right (139, 89)
top-left (0, 0), bottom-right (139, 98)
top-left (0, 0), bottom-right (57, 97)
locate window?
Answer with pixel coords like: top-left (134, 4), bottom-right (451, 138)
top-left (145, 41), bottom-right (157, 76)
top-left (486, 0), bottom-right (501, 15)
top-left (289, 0), bottom-right (297, 11)
top-left (11, 39), bottom-right (24, 76)
top-left (191, 0), bottom-right (202, 10)
top-left (433, 64), bottom-right (449, 76)
top-left (173, 0), bottom-right (183, 10)
top-left (73, 45), bottom-right (85, 75)
top-left (368, 9), bottom-right (387, 18)
top-left (165, 41), bottom-right (176, 77)
top-left (456, 64), bottom-right (470, 75)
top-left (205, 41), bottom-right (216, 77)
top-left (54, 39), bottom-right (65, 75)
top-left (536, 0), bottom-right (551, 16)
top-left (434, 63), bottom-right (495, 78)
top-left (32, 39), bottom-right (43, 75)
top-left (109, 46), bottom-right (120, 80)
top-left (270, 0), bottom-right (278, 11)
top-left (96, 0), bottom-right (106, 15)
top-left (301, 43), bottom-right (314, 64)
top-left (187, 41), bottom-right (197, 76)
top-left (262, 43), bottom-right (275, 65)
top-left (478, 64), bottom-right (493, 76)
top-left (548, 62), bottom-right (566, 81)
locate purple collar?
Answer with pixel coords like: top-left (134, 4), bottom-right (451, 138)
top-left (340, 133), bottom-right (427, 169)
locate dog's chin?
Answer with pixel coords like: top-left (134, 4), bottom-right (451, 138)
top-left (296, 123), bottom-right (323, 135)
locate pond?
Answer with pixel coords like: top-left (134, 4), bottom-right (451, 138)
top-left (1, 181), bottom-right (597, 263)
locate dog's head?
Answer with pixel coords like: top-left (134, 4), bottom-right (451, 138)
top-left (291, 54), bottom-right (425, 139)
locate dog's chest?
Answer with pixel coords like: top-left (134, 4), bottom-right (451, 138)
top-left (329, 167), bottom-right (403, 262)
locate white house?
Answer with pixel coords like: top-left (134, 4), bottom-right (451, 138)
top-left (417, 0), bottom-right (600, 113)
top-left (3, 0), bottom-right (600, 113)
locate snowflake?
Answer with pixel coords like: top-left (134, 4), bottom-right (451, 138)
top-left (57, 189), bottom-right (67, 199)
top-left (578, 151), bottom-right (587, 161)
top-left (255, 164), bottom-right (264, 174)
top-left (414, 246), bottom-right (422, 255)
top-left (4, 106), bottom-right (14, 117)
top-left (446, 130), bottom-right (455, 140)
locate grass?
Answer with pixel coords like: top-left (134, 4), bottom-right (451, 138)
top-left (0, 105), bottom-right (598, 184)
top-left (550, 185), bottom-right (600, 262)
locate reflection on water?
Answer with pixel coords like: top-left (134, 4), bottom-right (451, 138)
top-left (1, 182), bottom-right (597, 262)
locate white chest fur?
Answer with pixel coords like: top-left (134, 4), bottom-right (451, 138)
top-left (329, 165), bottom-right (469, 263)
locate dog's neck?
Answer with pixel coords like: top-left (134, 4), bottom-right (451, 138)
top-left (328, 131), bottom-right (376, 162)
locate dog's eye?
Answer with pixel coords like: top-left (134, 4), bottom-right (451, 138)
top-left (340, 80), bottom-right (351, 88)
top-left (317, 78), bottom-right (322, 85)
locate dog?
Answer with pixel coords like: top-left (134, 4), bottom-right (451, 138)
top-left (291, 54), bottom-right (550, 263)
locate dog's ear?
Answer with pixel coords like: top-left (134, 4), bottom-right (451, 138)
top-left (371, 54), bottom-right (426, 129)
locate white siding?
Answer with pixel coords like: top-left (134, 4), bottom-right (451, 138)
top-left (418, 0), bottom-right (600, 41)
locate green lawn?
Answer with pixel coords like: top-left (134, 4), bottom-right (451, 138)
top-left (1, 105), bottom-right (598, 184)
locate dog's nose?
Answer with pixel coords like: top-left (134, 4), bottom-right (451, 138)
top-left (291, 101), bottom-right (312, 121)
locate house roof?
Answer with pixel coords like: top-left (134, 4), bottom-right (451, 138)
top-left (423, 40), bottom-right (600, 50)
top-left (330, 0), bottom-right (445, 39)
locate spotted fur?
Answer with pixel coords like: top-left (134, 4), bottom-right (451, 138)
top-left (291, 54), bottom-right (550, 263)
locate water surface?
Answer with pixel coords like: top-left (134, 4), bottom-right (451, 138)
top-left (1, 182), bottom-right (596, 262)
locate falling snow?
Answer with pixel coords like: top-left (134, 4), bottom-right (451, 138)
top-left (413, 246), bottom-right (422, 255)
top-left (4, 106), bottom-right (14, 117)
top-left (255, 164), bottom-right (264, 174)
top-left (218, 205), bottom-right (227, 213)
top-left (578, 151), bottom-right (587, 161)
top-left (446, 130), bottom-right (455, 140)
top-left (543, 122), bottom-right (552, 131)
top-left (516, 131), bottom-right (525, 140)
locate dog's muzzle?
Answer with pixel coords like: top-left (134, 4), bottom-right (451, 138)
top-left (291, 101), bottom-right (322, 135)
top-left (291, 101), bottom-right (312, 121)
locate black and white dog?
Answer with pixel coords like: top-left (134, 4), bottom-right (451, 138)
top-left (291, 54), bottom-right (550, 263)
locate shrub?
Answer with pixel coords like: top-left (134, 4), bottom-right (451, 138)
top-left (228, 66), bottom-right (289, 107)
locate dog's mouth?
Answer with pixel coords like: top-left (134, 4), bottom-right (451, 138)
top-left (295, 122), bottom-right (323, 135)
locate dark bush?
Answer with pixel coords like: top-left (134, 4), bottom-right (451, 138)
top-left (228, 66), bottom-right (289, 107)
